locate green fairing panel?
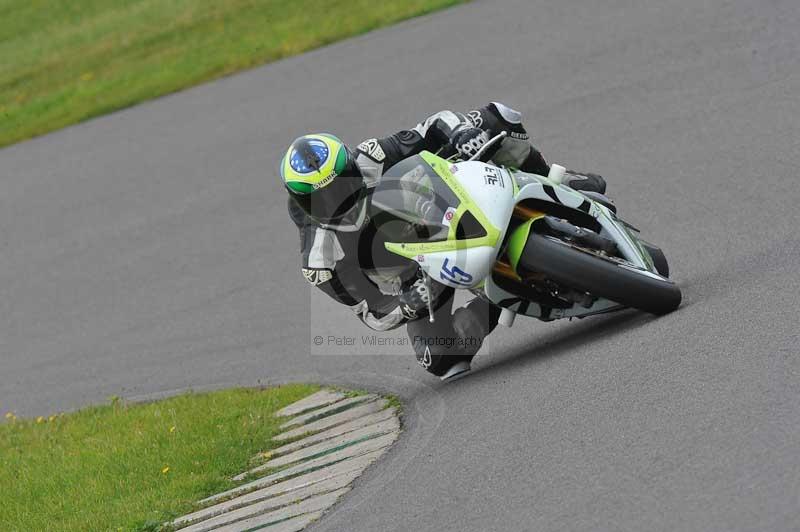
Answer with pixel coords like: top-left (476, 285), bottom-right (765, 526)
top-left (506, 217), bottom-right (539, 271)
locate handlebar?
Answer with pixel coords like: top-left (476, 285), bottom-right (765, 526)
top-left (467, 131), bottom-right (507, 162)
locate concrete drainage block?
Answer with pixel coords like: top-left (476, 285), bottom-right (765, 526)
top-left (169, 389), bottom-right (401, 532)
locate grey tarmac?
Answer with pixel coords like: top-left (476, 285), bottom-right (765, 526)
top-left (2, 0), bottom-right (799, 531)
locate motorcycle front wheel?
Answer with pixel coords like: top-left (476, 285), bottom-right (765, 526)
top-left (518, 233), bottom-right (682, 315)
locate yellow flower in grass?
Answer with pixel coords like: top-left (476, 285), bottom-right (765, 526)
top-left (162, 466), bottom-right (170, 474)
top-left (36, 416), bottom-right (45, 424)
top-left (4, 412), bottom-right (14, 420)
top-left (49, 415), bottom-right (56, 422)
top-left (169, 426), bottom-right (176, 433)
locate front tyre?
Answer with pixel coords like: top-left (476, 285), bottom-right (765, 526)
top-left (518, 234), bottom-right (681, 315)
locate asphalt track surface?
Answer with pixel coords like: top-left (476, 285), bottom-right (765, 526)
top-left (2, 0), bottom-right (800, 530)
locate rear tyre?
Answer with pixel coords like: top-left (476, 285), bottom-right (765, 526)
top-left (518, 233), bottom-right (681, 315)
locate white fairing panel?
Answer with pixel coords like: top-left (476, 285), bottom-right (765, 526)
top-left (450, 162), bottom-right (515, 231)
top-left (414, 162), bottom-right (515, 289)
top-left (511, 173), bottom-right (651, 270)
top-left (422, 246), bottom-right (497, 289)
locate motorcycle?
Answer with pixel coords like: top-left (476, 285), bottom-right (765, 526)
top-left (368, 132), bottom-right (681, 327)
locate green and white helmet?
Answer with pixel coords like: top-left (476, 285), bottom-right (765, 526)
top-left (280, 133), bottom-right (366, 231)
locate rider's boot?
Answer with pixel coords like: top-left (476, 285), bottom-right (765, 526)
top-left (563, 171), bottom-right (607, 194)
top-left (519, 147), bottom-right (608, 195)
top-left (563, 171), bottom-right (617, 213)
top-left (437, 301), bottom-right (501, 381)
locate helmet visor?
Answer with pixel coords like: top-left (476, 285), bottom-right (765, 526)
top-left (292, 175), bottom-right (365, 225)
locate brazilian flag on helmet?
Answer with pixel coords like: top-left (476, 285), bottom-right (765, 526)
top-left (280, 133), bottom-right (365, 226)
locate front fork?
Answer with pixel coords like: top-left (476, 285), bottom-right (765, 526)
top-left (491, 205), bottom-right (547, 328)
top-left (491, 165), bottom-right (569, 327)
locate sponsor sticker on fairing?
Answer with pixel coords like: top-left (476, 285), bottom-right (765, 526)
top-left (441, 206), bottom-right (457, 227)
top-left (484, 166), bottom-right (504, 187)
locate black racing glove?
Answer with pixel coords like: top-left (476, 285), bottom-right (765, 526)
top-left (451, 125), bottom-right (496, 160)
top-left (398, 277), bottom-right (448, 321)
top-left (398, 278), bottom-right (431, 320)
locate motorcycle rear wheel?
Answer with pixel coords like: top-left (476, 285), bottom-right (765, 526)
top-left (518, 233), bottom-right (681, 315)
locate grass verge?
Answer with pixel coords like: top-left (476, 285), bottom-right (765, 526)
top-left (0, 384), bottom-right (319, 531)
top-left (1, 0), bottom-right (465, 148)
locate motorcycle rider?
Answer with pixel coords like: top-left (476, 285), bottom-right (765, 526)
top-left (280, 102), bottom-right (606, 380)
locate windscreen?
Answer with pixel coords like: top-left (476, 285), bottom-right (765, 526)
top-left (369, 155), bottom-right (460, 244)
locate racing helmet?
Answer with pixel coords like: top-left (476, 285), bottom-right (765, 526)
top-left (280, 133), bottom-right (366, 231)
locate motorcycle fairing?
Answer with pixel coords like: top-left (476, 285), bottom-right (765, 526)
top-left (380, 152), bottom-right (513, 289)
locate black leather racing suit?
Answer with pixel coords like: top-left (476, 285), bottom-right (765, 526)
top-left (289, 102), bottom-right (589, 376)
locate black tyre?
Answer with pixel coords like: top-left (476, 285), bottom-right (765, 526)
top-left (518, 233), bottom-right (681, 315)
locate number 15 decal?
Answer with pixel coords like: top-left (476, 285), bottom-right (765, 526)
top-left (440, 258), bottom-right (473, 286)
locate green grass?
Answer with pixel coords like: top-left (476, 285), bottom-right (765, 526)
top-left (0, 0), bottom-right (465, 148)
top-left (0, 384), bottom-right (319, 532)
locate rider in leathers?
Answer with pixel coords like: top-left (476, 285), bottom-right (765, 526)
top-left (282, 102), bottom-right (606, 380)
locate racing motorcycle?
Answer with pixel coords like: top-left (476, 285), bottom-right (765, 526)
top-left (368, 132), bottom-right (681, 327)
